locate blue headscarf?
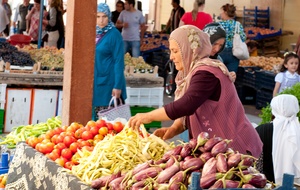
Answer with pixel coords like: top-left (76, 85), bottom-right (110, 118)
top-left (96, 3), bottom-right (115, 35)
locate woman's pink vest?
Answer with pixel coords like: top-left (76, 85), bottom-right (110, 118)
top-left (188, 66), bottom-right (263, 157)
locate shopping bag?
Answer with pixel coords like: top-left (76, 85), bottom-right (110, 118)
top-left (232, 22), bottom-right (249, 60)
top-left (97, 97), bottom-right (131, 121)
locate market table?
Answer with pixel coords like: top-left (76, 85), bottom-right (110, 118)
top-left (5, 142), bottom-right (94, 190)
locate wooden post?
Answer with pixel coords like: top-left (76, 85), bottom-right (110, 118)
top-left (62, 0), bottom-right (96, 126)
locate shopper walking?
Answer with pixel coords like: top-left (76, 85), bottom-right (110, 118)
top-left (273, 52), bottom-right (300, 97)
top-left (179, 0), bottom-right (212, 30)
top-left (111, 0), bottom-right (124, 33)
top-left (93, 3), bottom-right (127, 121)
top-left (12, 0), bottom-right (32, 34)
top-left (128, 25), bottom-right (263, 158)
top-left (116, 0), bottom-right (145, 58)
top-left (43, 0), bottom-right (65, 48)
top-left (0, 0), bottom-right (9, 36)
top-left (26, 0), bottom-right (48, 44)
top-left (163, 0), bottom-right (185, 33)
top-left (2, 0), bottom-right (12, 36)
top-left (218, 4), bottom-right (247, 73)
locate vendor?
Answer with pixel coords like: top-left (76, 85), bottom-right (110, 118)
top-left (128, 25), bottom-right (263, 158)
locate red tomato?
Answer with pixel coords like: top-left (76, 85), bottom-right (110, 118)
top-left (48, 152), bottom-right (60, 161)
top-left (94, 134), bottom-right (104, 141)
top-left (27, 137), bottom-right (39, 148)
top-left (61, 148), bottom-right (73, 160)
top-left (63, 136), bottom-right (77, 148)
top-left (79, 140), bottom-right (91, 148)
top-left (64, 161), bottom-right (74, 170)
top-left (74, 128), bottom-right (85, 139)
top-left (65, 131), bottom-right (75, 138)
top-left (51, 134), bottom-right (59, 144)
top-left (106, 123), bottom-right (114, 130)
top-left (52, 148), bottom-right (61, 156)
top-left (38, 143), bottom-right (48, 154)
top-left (82, 146), bottom-right (94, 152)
top-left (55, 158), bottom-right (65, 167)
top-left (61, 125), bottom-right (68, 132)
top-left (96, 119), bottom-right (107, 128)
top-left (69, 142), bottom-right (80, 153)
top-left (71, 152), bottom-right (80, 165)
top-left (45, 130), bottom-right (55, 139)
top-left (98, 127), bottom-right (108, 136)
top-left (81, 131), bottom-right (93, 140)
top-left (90, 126), bottom-right (99, 136)
top-left (54, 142), bottom-right (66, 151)
top-left (86, 120), bottom-right (97, 128)
top-left (113, 122), bottom-right (124, 133)
top-left (53, 127), bottom-right (63, 135)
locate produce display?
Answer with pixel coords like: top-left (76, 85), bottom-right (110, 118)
top-left (71, 125), bottom-right (172, 184)
top-left (19, 44), bottom-right (64, 69)
top-left (141, 33), bottom-right (169, 52)
top-left (0, 116), bottom-right (62, 149)
top-left (0, 174), bottom-right (7, 189)
top-left (239, 56), bottom-right (283, 72)
top-left (0, 41), bottom-right (34, 67)
top-left (245, 27), bottom-right (281, 39)
top-left (124, 53), bottom-right (153, 72)
top-left (90, 132), bottom-right (275, 190)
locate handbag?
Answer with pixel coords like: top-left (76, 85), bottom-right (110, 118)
top-left (232, 22), bottom-right (249, 60)
top-left (97, 97), bottom-right (131, 121)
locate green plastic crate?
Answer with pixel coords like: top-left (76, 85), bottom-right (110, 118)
top-left (0, 109), bottom-right (4, 125)
top-left (130, 106), bottom-right (161, 129)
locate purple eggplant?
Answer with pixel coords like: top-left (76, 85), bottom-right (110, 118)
top-left (180, 143), bottom-right (192, 158)
top-left (132, 166), bottom-right (163, 181)
top-left (154, 157), bottom-right (167, 165)
top-left (209, 179), bottom-right (223, 189)
top-left (165, 156), bottom-right (176, 168)
top-left (224, 179), bottom-right (240, 188)
top-left (203, 136), bottom-right (223, 152)
top-left (194, 132), bottom-right (210, 151)
top-left (243, 173), bottom-right (267, 188)
top-left (238, 156), bottom-right (256, 169)
top-left (131, 180), bottom-right (146, 189)
top-left (211, 139), bottom-right (231, 156)
top-left (200, 152), bottom-right (213, 162)
top-left (169, 169), bottom-right (190, 190)
top-left (156, 160), bottom-right (180, 183)
top-left (227, 152), bottom-right (241, 168)
top-left (91, 175), bottom-right (110, 189)
top-left (202, 157), bottom-right (217, 176)
top-left (216, 153), bottom-right (228, 173)
top-left (242, 183), bottom-right (256, 188)
top-left (189, 138), bottom-right (197, 150)
top-left (184, 155), bottom-right (194, 161)
top-left (200, 173), bottom-right (223, 189)
top-left (162, 146), bottom-right (183, 160)
top-left (108, 175), bottom-right (126, 189)
top-left (181, 157), bottom-right (205, 171)
top-left (132, 160), bottom-right (152, 175)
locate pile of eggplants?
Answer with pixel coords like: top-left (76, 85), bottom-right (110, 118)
top-left (91, 132), bottom-right (274, 190)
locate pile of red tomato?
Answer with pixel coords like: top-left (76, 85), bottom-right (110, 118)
top-left (26, 119), bottom-right (124, 170)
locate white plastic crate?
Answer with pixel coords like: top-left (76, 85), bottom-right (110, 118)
top-left (0, 84), bottom-right (7, 109)
top-left (126, 87), bottom-right (164, 107)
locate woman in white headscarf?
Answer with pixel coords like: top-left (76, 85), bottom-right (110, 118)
top-left (271, 94), bottom-right (300, 184)
top-left (0, 0), bottom-right (10, 35)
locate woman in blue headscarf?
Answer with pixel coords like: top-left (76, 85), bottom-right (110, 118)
top-left (93, 3), bottom-right (127, 121)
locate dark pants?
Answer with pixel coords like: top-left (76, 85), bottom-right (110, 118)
top-left (219, 47), bottom-right (240, 73)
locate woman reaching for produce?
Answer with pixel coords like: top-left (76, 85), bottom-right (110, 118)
top-left (92, 3), bottom-right (127, 121)
top-left (128, 25), bottom-right (262, 157)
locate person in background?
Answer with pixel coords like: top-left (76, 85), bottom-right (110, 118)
top-left (2, 0), bottom-right (12, 36)
top-left (26, 0), bottom-right (48, 44)
top-left (111, 0), bottom-right (124, 33)
top-left (116, 0), bottom-right (146, 58)
top-left (203, 22), bottom-right (236, 81)
top-left (246, 39), bottom-right (258, 57)
top-left (93, 3), bottom-right (127, 121)
top-left (256, 94), bottom-right (300, 185)
top-left (294, 34), bottom-right (300, 57)
top-left (43, 0), bottom-right (64, 48)
top-left (12, 0), bottom-right (32, 34)
top-left (128, 25), bottom-right (263, 158)
top-left (0, 0), bottom-right (9, 36)
top-left (163, 0), bottom-right (185, 33)
top-left (273, 52), bottom-right (300, 97)
top-left (179, 0), bottom-right (212, 30)
top-left (218, 4), bottom-right (247, 73)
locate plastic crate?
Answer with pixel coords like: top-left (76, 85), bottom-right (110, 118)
top-left (130, 106), bottom-right (161, 129)
top-left (236, 66), bottom-right (262, 89)
top-left (126, 87), bottom-right (164, 107)
top-left (256, 89), bottom-right (273, 109)
top-left (255, 70), bottom-right (276, 90)
top-left (235, 85), bottom-right (256, 105)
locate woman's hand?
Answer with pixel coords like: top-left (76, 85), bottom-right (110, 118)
top-left (153, 127), bottom-right (176, 140)
top-left (229, 71), bottom-right (236, 82)
top-left (112, 89), bottom-right (121, 98)
top-left (128, 113), bottom-right (152, 130)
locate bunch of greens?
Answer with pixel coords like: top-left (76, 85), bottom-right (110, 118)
top-left (259, 83), bottom-right (300, 124)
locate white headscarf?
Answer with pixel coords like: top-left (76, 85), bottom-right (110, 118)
top-left (271, 94), bottom-right (300, 185)
top-left (0, 0), bottom-right (10, 34)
